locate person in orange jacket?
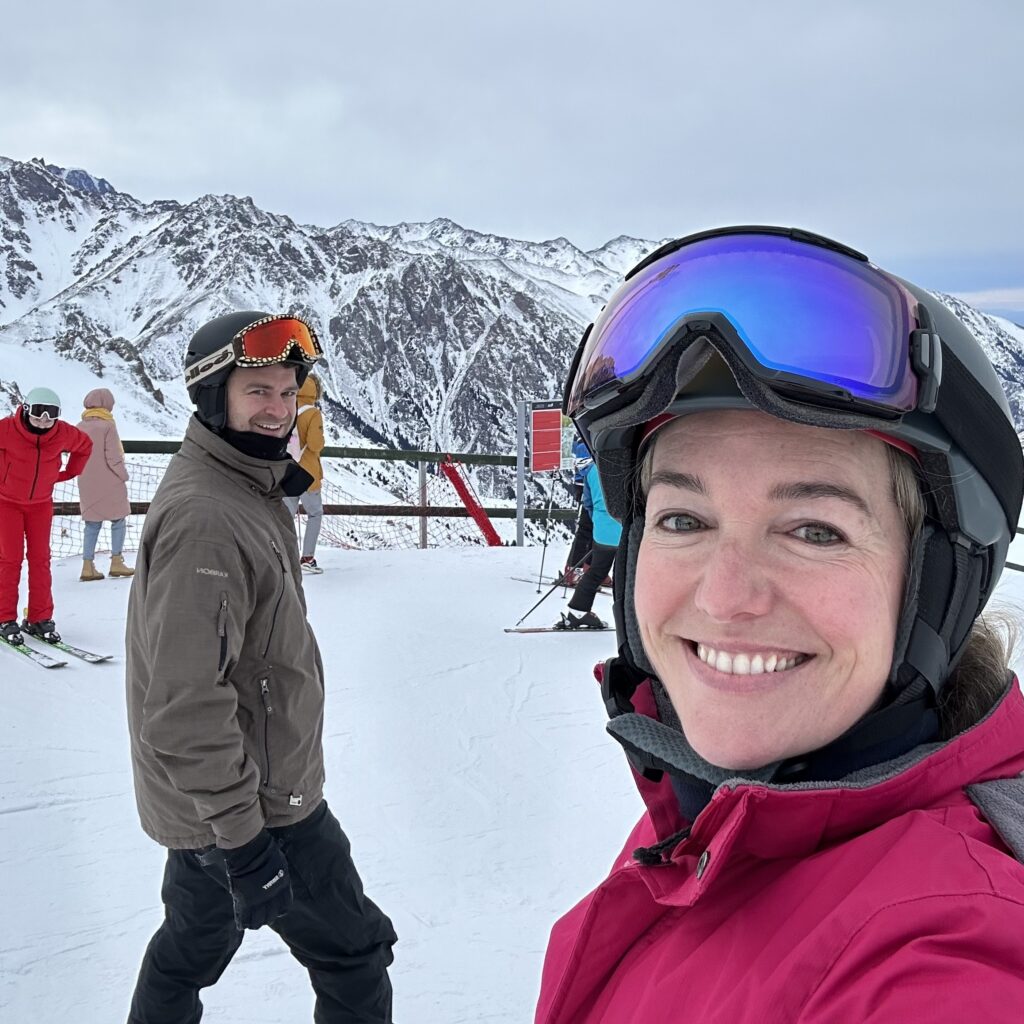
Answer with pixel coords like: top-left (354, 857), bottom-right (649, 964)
top-left (0, 387), bottom-right (92, 646)
top-left (283, 372), bottom-right (326, 573)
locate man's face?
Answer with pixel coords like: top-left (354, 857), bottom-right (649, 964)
top-left (224, 364), bottom-right (299, 437)
top-left (27, 414), bottom-right (57, 430)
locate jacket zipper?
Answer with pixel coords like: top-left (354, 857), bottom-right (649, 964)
top-left (259, 675), bottom-right (273, 788)
top-left (29, 434), bottom-right (42, 500)
top-left (256, 675), bottom-right (272, 786)
top-left (217, 593), bottom-right (228, 672)
top-left (263, 539), bottom-right (286, 657)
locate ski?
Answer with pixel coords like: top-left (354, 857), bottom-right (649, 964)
top-left (0, 637), bottom-right (68, 668)
top-left (510, 576), bottom-right (613, 595)
top-left (504, 626), bottom-right (613, 634)
top-left (22, 636), bottom-right (112, 664)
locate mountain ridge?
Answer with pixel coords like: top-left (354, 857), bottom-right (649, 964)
top-left (2, 154), bottom-right (1022, 466)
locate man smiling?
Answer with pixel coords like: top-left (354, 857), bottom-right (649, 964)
top-left (125, 312), bottom-right (396, 1023)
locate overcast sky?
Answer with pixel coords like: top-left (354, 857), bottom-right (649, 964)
top-left (3, 0), bottom-right (1022, 317)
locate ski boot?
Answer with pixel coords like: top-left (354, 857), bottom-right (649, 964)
top-left (553, 610), bottom-right (608, 630)
top-left (300, 556), bottom-right (323, 574)
top-left (1, 620), bottom-right (25, 646)
top-left (21, 618), bottom-right (61, 644)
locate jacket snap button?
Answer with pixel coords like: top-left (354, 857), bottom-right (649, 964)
top-left (696, 850), bottom-right (710, 879)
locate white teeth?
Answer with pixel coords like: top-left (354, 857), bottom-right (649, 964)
top-left (696, 644), bottom-right (804, 676)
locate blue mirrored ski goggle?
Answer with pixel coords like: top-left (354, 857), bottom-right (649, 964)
top-left (564, 227), bottom-right (941, 424)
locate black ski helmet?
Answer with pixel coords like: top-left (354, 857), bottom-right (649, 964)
top-left (565, 226), bottom-right (1023, 751)
top-left (183, 311), bottom-right (319, 430)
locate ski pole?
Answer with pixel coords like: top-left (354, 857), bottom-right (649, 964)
top-left (514, 548), bottom-right (592, 626)
top-left (534, 475), bottom-right (559, 591)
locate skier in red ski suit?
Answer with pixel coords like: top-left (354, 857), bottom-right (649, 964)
top-left (0, 388), bottom-right (92, 645)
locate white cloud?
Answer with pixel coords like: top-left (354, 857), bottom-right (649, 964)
top-left (1, 0), bottom-right (1022, 264)
top-left (952, 287), bottom-right (1024, 311)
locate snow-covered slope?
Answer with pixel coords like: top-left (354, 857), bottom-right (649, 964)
top-left (5, 543), bottom-right (1024, 1022)
top-left (1, 546), bottom-right (641, 1023)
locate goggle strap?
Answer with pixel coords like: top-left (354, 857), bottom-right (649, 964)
top-left (936, 345), bottom-right (1023, 533)
top-left (184, 342), bottom-right (235, 387)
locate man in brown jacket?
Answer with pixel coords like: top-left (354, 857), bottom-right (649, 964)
top-left (125, 312), bottom-right (396, 1024)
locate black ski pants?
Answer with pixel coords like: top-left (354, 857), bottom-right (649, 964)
top-left (566, 503), bottom-right (594, 573)
top-left (127, 801), bottom-right (397, 1024)
top-left (568, 542), bottom-right (615, 613)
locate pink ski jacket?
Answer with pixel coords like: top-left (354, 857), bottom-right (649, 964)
top-left (536, 675), bottom-right (1024, 1024)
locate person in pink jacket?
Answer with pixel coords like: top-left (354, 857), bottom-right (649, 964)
top-left (75, 388), bottom-right (134, 581)
top-left (539, 226), bottom-right (1024, 1023)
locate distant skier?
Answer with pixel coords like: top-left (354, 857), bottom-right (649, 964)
top-left (0, 387), bottom-right (92, 647)
top-left (75, 387), bottom-right (134, 581)
top-left (554, 458), bottom-right (620, 630)
top-left (283, 371), bottom-right (326, 573)
top-left (559, 435), bottom-right (594, 586)
top-left (125, 313), bottom-right (396, 1023)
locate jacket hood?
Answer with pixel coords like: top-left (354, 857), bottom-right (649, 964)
top-left (83, 388), bottom-right (115, 412)
top-left (298, 374), bottom-right (320, 405)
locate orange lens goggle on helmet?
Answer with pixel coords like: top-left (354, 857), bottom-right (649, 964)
top-left (234, 316), bottom-right (322, 365)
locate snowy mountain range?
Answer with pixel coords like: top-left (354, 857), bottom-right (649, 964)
top-left (2, 153), bottom-right (1023, 461)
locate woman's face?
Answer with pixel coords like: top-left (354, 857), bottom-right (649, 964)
top-left (634, 409), bottom-right (909, 770)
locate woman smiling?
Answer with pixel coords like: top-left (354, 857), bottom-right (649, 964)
top-left (536, 227), bottom-right (1024, 1023)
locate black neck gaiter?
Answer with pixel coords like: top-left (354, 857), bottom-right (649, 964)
top-left (219, 426), bottom-right (292, 461)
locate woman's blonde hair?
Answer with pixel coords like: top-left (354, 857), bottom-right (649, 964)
top-left (637, 435), bottom-right (1014, 738)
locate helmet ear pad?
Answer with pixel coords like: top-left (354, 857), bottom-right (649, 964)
top-left (614, 511), bottom-right (657, 679)
top-left (890, 522), bottom-right (990, 704)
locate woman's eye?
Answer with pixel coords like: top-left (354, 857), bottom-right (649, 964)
top-left (793, 522), bottom-right (844, 545)
top-left (657, 513), bottom-right (704, 533)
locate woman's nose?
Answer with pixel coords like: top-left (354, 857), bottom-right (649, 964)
top-left (692, 537), bottom-right (774, 622)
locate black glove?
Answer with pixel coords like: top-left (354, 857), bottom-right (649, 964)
top-left (223, 829), bottom-right (293, 930)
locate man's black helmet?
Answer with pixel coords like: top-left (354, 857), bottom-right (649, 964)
top-left (183, 311), bottom-right (321, 430)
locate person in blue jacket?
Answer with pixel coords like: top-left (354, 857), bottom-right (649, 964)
top-left (561, 436), bottom-right (594, 584)
top-left (554, 460), bottom-right (620, 629)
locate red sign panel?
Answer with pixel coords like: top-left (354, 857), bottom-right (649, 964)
top-left (530, 401), bottom-right (563, 472)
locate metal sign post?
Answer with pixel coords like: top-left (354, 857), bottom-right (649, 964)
top-left (516, 400), bottom-right (527, 546)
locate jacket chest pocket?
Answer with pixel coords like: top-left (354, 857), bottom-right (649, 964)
top-left (262, 539), bottom-right (287, 658)
top-left (217, 592), bottom-right (229, 672)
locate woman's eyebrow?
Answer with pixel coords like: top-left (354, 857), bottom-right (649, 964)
top-left (769, 481), bottom-right (872, 518)
top-left (648, 471), bottom-right (872, 518)
top-left (647, 470), bottom-right (707, 495)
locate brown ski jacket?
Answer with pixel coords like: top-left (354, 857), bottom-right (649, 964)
top-left (126, 416), bottom-right (325, 849)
